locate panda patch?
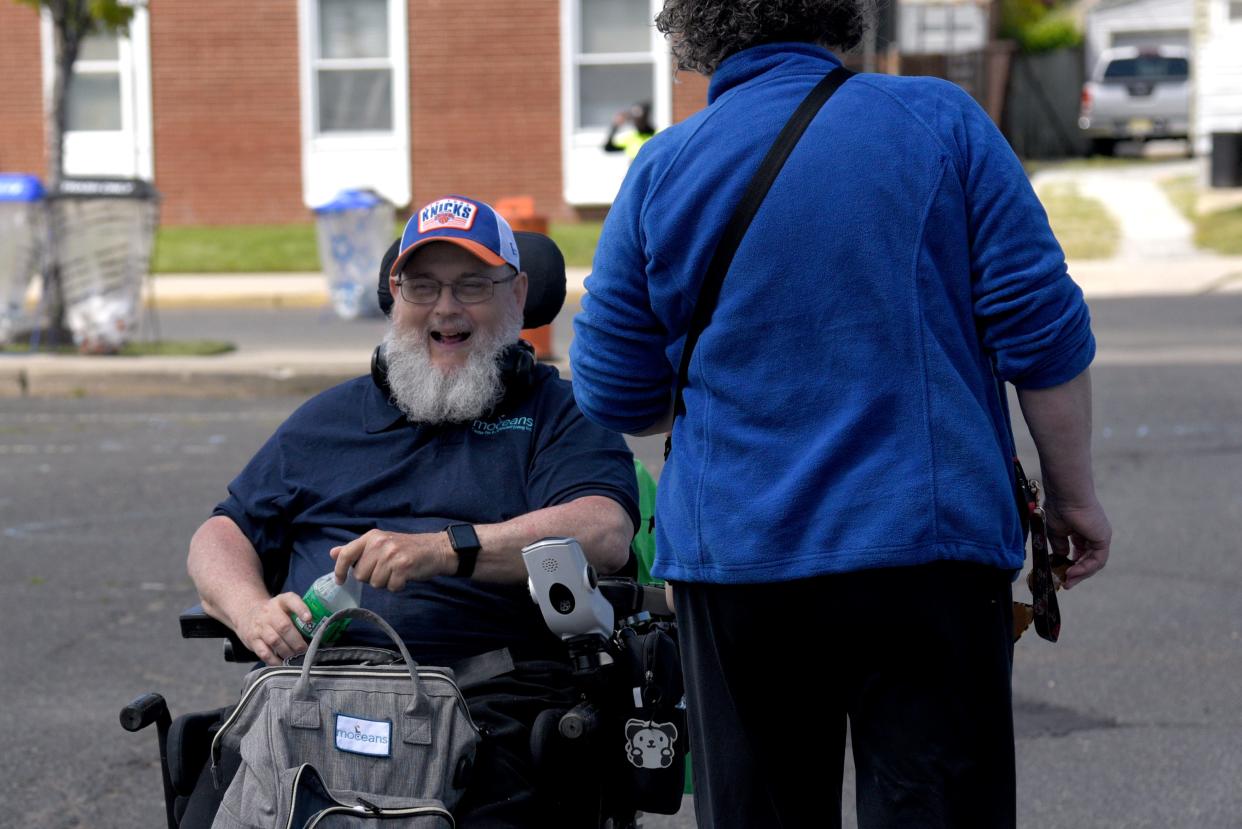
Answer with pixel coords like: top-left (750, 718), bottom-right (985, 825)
top-left (624, 719), bottom-right (679, 770)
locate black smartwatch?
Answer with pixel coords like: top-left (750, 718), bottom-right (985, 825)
top-left (445, 523), bottom-right (481, 578)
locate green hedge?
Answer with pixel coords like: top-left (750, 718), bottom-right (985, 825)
top-left (1001, 0), bottom-right (1083, 53)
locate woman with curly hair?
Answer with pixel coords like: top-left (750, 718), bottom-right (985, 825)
top-left (571, 2), bottom-right (1110, 827)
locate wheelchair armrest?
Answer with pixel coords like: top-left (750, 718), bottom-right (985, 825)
top-left (180, 605), bottom-right (259, 664)
top-left (640, 584), bottom-right (674, 618)
top-left (598, 579), bottom-right (673, 621)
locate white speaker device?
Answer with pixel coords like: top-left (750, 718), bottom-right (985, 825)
top-left (522, 537), bottom-right (615, 639)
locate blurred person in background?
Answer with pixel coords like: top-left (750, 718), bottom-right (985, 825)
top-left (603, 101), bottom-right (657, 161)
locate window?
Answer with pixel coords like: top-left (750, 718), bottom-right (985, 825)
top-left (575, 0), bottom-right (656, 129)
top-left (314, 0), bottom-right (393, 133)
top-left (1102, 56), bottom-right (1190, 81)
top-left (898, 1), bottom-right (988, 55)
top-left (561, 0), bottom-right (671, 205)
top-left (1231, 0), bottom-right (1242, 19)
top-left (67, 33), bottom-right (122, 131)
top-left (298, 0), bottom-right (410, 207)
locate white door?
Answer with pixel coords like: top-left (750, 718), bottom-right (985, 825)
top-left (43, 9), bottom-right (154, 180)
top-left (298, 0), bottom-right (411, 209)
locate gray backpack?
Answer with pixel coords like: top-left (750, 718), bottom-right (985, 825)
top-left (209, 607), bottom-right (480, 828)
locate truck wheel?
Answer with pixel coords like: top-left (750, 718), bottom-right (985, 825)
top-left (1090, 138), bottom-right (1118, 157)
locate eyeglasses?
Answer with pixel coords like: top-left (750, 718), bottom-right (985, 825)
top-left (394, 270), bottom-right (518, 305)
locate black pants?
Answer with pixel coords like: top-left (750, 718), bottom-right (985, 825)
top-left (180, 660), bottom-right (600, 829)
top-left (676, 561), bottom-right (1016, 829)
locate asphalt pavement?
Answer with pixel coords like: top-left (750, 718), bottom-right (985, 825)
top-left (3, 159), bottom-right (1242, 826)
top-left (2, 292), bottom-right (1240, 827)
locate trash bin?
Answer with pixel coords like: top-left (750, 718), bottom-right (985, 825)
top-left (313, 189), bottom-right (395, 320)
top-left (495, 196), bottom-right (555, 359)
top-left (0, 173), bottom-right (46, 344)
top-left (1210, 133), bottom-right (1242, 188)
top-left (48, 177), bottom-right (159, 352)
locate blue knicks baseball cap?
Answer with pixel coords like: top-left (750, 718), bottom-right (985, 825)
top-left (390, 195), bottom-right (521, 276)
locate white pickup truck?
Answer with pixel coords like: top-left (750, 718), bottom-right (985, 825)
top-left (1078, 45), bottom-right (1191, 156)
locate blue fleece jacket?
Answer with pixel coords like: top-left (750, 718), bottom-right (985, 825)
top-left (570, 43), bottom-right (1095, 584)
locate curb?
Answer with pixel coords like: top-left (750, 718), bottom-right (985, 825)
top-left (23, 269), bottom-right (592, 311)
top-left (24, 273), bottom-right (331, 312)
top-left (0, 351), bottom-right (366, 399)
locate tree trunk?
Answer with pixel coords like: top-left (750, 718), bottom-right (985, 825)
top-left (41, 0), bottom-right (80, 341)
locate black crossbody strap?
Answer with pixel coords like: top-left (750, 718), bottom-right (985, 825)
top-left (671, 66), bottom-right (854, 426)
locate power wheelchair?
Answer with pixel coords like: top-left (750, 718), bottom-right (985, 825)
top-left (118, 232), bottom-right (686, 829)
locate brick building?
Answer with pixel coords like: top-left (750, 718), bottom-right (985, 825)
top-left (0, 0), bottom-right (709, 225)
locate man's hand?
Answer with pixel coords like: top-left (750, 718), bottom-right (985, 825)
top-left (238, 593), bottom-right (313, 666)
top-left (330, 529), bottom-right (455, 592)
top-left (1043, 496), bottom-right (1111, 589)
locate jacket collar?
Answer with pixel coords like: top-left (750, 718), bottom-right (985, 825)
top-left (707, 42), bottom-right (842, 105)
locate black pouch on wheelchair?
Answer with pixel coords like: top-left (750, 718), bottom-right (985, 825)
top-left (287, 763), bottom-right (453, 827)
top-left (613, 621), bottom-right (687, 815)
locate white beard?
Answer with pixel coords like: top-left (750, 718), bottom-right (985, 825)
top-left (381, 303), bottom-right (524, 424)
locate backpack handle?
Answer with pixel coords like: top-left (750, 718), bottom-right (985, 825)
top-left (292, 606), bottom-right (424, 714)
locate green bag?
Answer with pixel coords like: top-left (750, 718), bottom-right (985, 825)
top-left (631, 459), bottom-right (660, 586)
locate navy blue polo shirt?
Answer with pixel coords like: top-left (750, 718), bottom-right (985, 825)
top-left (213, 363), bottom-right (639, 663)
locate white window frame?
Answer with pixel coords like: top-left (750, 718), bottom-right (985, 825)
top-left (40, 5), bottom-right (154, 181)
top-left (298, 0), bottom-right (411, 209)
top-left (899, 1), bottom-right (988, 56)
top-left (66, 35), bottom-right (124, 132)
top-left (560, 0), bottom-right (671, 206)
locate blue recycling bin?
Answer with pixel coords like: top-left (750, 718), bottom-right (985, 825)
top-left (0, 174), bottom-right (46, 344)
top-left (313, 189), bottom-right (395, 320)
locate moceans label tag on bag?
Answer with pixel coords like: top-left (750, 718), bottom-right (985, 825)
top-left (335, 713), bottom-right (393, 758)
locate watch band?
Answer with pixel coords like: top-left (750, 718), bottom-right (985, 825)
top-left (446, 523), bottom-right (481, 578)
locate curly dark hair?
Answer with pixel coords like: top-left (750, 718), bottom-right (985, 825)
top-left (655, 0), bottom-right (873, 75)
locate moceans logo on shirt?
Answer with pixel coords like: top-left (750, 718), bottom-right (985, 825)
top-left (472, 416), bottom-right (534, 436)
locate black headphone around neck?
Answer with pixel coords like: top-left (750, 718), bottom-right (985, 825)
top-left (370, 339), bottom-right (537, 416)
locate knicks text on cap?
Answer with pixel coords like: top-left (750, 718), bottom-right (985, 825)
top-left (418, 198), bottom-right (477, 233)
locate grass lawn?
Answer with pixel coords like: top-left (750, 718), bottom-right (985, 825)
top-left (153, 221), bottom-right (605, 273)
top-left (1197, 208), bottom-right (1242, 254)
top-left (2, 339), bottom-right (234, 356)
top-left (1023, 154), bottom-right (1178, 177)
top-left (1160, 175), bottom-right (1242, 255)
top-left (153, 224), bottom-right (322, 273)
top-left (1036, 182), bottom-right (1121, 260)
top-left (548, 221), bottom-right (602, 268)
top-left (1161, 175), bottom-right (1198, 219)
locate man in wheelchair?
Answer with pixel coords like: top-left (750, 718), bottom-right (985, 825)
top-left (179, 196), bottom-right (641, 828)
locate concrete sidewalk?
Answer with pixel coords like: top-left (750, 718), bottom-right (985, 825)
top-left (1031, 159), bottom-right (1201, 262)
top-left (1069, 255), bottom-right (1242, 297)
top-left (4, 257), bottom-right (1241, 398)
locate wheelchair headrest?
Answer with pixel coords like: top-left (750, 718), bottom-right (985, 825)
top-left (377, 231), bottom-right (566, 329)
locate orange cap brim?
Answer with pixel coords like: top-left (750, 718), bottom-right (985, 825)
top-left (389, 237), bottom-right (506, 276)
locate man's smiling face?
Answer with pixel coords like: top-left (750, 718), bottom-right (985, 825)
top-left (390, 241), bottom-right (528, 374)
